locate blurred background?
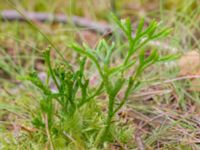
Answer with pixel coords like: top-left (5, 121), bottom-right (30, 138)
top-left (1, 0), bottom-right (200, 149)
top-left (0, 0), bottom-right (200, 76)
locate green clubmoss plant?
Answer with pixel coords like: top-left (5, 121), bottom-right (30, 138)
top-left (21, 14), bottom-right (177, 148)
top-left (71, 14), bottom-right (177, 146)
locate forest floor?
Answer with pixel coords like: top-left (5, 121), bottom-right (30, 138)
top-left (1, 0), bottom-right (200, 149)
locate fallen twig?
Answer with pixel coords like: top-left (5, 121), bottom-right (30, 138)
top-left (153, 75), bottom-right (200, 86)
top-left (0, 10), bottom-right (112, 34)
top-left (132, 89), bottom-right (172, 98)
top-left (0, 10), bottom-right (178, 52)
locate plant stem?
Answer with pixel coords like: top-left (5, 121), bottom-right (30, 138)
top-left (78, 82), bottom-right (104, 107)
top-left (44, 49), bottom-right (59, 90)
top-left (43, 113), bottom-right (54, 150)
top-left (114, 78), bottom-right (133, 113)
top-left (95, 94), bottom-right (115, 147)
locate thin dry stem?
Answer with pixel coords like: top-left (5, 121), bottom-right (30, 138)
top-left (43, 113), bottom-right (54, 150)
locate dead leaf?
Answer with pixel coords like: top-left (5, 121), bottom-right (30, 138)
top-left (178, 50), bottom-right (200, 76)
top-left (178, 50), bottom-right (200, 91)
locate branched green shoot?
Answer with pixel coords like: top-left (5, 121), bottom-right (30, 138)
top-left (21, 14), bottom-right (177, 148)
top-left (71, 14), bottom-right (176, 146)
